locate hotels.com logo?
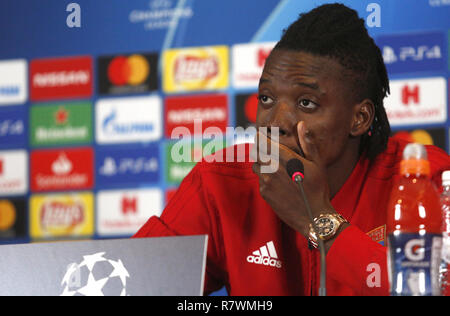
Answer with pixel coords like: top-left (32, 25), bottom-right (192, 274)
top-left (30, 56), bottom-right (93, 101)
top-left (96, 189), bottom-right (163, 237)
top-left (401, 85), bottom-right (420, 105)
top-left (0, 151), bottom-right (28, 195)
top-left (384, 77), bottom-right (447, 126)
top-left (257, 48), bottom-right (271, 68)
top-left (121, 196), bottom-right (138, 215)
top-left (174, 55), bottom-right (219, 83)
top-left (232, 42), bottom-right (276, 89)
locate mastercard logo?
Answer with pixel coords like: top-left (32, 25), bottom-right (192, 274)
top-left (393, 130), bottom-right (434, 146)
top-left (0, 200), bottom-right (16, 231)
top-left (107, 55), bottom-right (150, 86)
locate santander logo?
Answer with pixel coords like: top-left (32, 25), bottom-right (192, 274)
top-left (51, 153), bottom-right (73, 175)
top-left (31, 148), bottom-right (93, 192)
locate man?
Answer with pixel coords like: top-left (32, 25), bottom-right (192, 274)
top-left (135, 3), bottom-right (450, 295)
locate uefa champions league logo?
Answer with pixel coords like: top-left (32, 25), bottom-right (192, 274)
top-left (60, 252), bottom-right (130, 296)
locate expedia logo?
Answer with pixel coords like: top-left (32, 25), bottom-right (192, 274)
top-left (97, 53), bottom-right (158, 95)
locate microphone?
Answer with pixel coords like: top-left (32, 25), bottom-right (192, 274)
top-left (287, 159), bottom-right (305, 183)
top-left (286, 158), bottom-right (327, 297)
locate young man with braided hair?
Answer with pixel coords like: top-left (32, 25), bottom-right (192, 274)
top-left (135, 3), bottom-right (450, 295)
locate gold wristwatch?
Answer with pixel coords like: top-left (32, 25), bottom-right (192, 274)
top-left (308, 213), bottom-right (348, 248)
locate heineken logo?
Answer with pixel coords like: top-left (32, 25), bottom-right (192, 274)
top-left (30, 102), bottom-right (92, 147)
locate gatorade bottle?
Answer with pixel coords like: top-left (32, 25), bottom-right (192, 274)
top-left (440, 171), bottom-right (450, 296)
top-left (387, 143), bottom-right (443, 296)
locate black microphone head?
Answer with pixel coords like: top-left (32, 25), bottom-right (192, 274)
top-left (286, 159), bottom-right (304, 181)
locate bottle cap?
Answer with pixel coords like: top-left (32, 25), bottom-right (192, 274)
top-left (400, 143), bottom-right (430, 176)
top-left (442, 170), bottom-right (450, 186)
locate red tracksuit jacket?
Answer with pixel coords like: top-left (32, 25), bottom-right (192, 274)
top-left (134, 138), bottom-right (450, 296)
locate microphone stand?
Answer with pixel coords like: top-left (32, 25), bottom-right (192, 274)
top-left (294, 179), bottom-right (327, 297)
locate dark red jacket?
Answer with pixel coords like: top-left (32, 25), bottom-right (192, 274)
top-left (134, 138), bottom-right (450, 296)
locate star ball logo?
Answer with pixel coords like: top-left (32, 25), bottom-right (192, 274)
top-left (61, 252), bottom-right (130, 296)
top-left (97, 53), bottom-right (158, 95)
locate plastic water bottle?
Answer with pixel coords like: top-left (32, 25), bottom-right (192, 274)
top-left (440, 171), bottom-right (450, 296)
top-left (387, 143), bottom-right (442, 296)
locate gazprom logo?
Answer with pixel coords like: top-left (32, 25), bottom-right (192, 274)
top-left (102, 109), bottom-right (154, 135)
top-left (95, 96), bottom-right (162, 144)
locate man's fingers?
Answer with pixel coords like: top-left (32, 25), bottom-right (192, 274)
top-left (297, 121), bottom-right (324, 167)
top-left (253, 131), bottom-right (275, 164)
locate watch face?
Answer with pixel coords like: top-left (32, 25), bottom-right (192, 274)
top-left (316, 217), bottom-right (335, 238)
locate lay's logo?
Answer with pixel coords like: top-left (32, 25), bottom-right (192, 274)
top-left (174, 55), bottom-right (219, 83)
top-left (163, 46), bottom-right (228, 93)
top-left (30, 193), bottom-right (94, 239)
top-left (40, 200), bottom-right (85, 230)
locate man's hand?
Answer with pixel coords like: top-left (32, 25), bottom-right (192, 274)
top-left (251, 122), bottom-right (336, 238)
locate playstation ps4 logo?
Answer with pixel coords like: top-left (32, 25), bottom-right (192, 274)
top-left (95, 145), bottom-right (160, 187)
top-left (377, 32), bottom-right (445, 74)
top-left (99, 156), bottom-right (158, 176)
top-left (0, 108), bottom-right (27, 146)
top-left (383, 45), bottom-right (441, 64)
top-left (0, 119), bottom-right (24, 137)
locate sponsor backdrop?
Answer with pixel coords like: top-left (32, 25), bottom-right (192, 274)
top-left (0, 0), bottom-right (449, 295)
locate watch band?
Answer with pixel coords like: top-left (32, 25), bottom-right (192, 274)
top-left (308, 213), bottom-right (348, 249)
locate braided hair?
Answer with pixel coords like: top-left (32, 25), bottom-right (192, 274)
top-left (274, 3), bottom-right (391, 160)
